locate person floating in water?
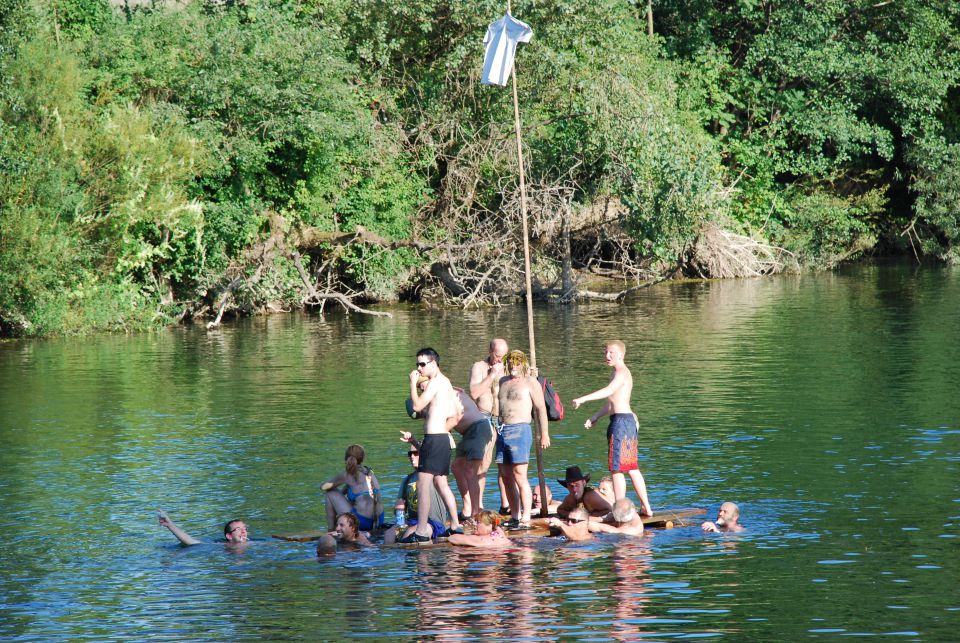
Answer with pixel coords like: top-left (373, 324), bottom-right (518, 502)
top-left (571, 340), bottom-right (653, 516)
top-left (701, 502), bottom-right (744, 533)
top-left (588, 498), bottom-right (645, 536)
top-left (448, 510), bottom-right (510, 548)
top-left (157, 509), bottom-right (249, 547)
top-left (547, 507), bottom-right (593, 542)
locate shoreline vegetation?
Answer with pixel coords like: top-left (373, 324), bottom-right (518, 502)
top-left (2, 1), bottom-right (959, 337)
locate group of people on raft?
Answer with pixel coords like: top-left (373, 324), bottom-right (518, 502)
top-left (157, 338), bottom-right (743, 551)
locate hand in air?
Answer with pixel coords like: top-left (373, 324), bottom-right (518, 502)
top-left (584, 418), bottom-right (594, 430)
top-left (157, 509), bottom-right (170, 527)
top-left (399, 431), bottom-right (413, 444)
top-left (571, 398), bottom-right (582, 410)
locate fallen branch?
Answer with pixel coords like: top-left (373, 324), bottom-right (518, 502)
top-left (206, 276), bottom-right (243, 330)
top-left (291, 251), bottom-right (392, 318)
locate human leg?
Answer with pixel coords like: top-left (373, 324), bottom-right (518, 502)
top-left (513, 463), bottom-right (532, 523)
top-left (324, 489), bottom-right (352, 530)
top-left (498, 463), bottom-right (518, 520)
top-left (612, 472), bottom-right (627, 500)
top-left (452, 456), bottom-right (471, 515)
top-left (415, 471), bottom-right (435, 537)
top-left (433, 475), bottom-right (461, 530)
top-left (627, 469), bottom-right (653, 515)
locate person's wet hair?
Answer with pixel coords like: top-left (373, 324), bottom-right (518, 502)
top-left (336, 512), bottom-right (360, 538)
top-left (475, 509), bottom-right (501, 528)
top-left (611, 498), bottom-right (637, 523)
top-left (223, 519), bottom-right (243, 537)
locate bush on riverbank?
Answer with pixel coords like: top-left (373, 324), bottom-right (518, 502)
top-left (2, 0), bottom-right (959, 336)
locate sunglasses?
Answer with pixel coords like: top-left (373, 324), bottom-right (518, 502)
top-left (416, 360), bottom-right (432, 368)
top-left (407, 451), bottom-right (419, 458)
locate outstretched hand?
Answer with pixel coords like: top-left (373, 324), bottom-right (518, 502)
top-left (584, 418), bottom-right (594, 430)
top-left (571, 398), bottom-right (583, 410)
top-left (157, 509), bottom-right (171, 527)
top-left (399, 431), bottom-right (414, 444)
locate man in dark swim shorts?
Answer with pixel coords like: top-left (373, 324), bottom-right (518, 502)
top-left (451, 388), bottom-right (495, 519)
top-left (398, 348), bottom-right (463, 543)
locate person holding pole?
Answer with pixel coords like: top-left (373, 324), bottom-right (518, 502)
top-left (571, 340), bottom-right (653, 516)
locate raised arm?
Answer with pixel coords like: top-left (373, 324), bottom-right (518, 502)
top-left (157, 509), bottom-right (203, 546)
top-left (469, 361), bottom-right (501, 401)
top-left (572, 370), bottom-right (627, 409)
top-left (410, 372), bottom-right (439, 413)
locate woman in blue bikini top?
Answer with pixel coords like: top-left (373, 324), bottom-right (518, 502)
top-left (321, 444), bottom-right (384, 532)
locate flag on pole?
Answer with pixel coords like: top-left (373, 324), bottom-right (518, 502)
top-left (481, 13), bottom-right (533, 86)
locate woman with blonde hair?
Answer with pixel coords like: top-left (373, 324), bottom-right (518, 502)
top-left (448, 510), bottom-right (510, 548)
top-left (321, 444), bottom-right (384, 531)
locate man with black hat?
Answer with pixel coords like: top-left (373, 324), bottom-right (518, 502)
top-left (556, 466), bottom-right (612, 519)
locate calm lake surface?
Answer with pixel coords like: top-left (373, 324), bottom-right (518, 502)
top-left (1, 262), bottom-right (958, 641)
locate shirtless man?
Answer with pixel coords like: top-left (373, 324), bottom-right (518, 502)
top-left (400, 348), bottom-right (463, 543)
top-left (571, 340), bottom-right (653, 516)
top-left (469, 338), bottom-right (511, 513)
top-left (547, 507), bottom-right (593, 542)
top-left (555, 466), bottom-right (612, 518)
top-left (496, 350), bottom-right (550, 529)
top-left (701, 502), bottom-right (744, 533)
top-left (589, 498), bottom-right (645, 536)
top-left (450, 387), bottom-right (495, 519)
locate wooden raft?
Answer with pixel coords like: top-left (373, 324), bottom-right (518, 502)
top-left (273, 507), bottom-right (706, 543)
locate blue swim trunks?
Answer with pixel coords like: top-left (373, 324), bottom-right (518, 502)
top-left (496, 422), bottom-right (532, 465)
top-left (407, 518), bottom-right (446, 538)
top-left (607, 413), bottom-right (639, 473)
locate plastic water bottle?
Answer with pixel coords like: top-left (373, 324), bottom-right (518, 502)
top-left (395, 500), bottom-right (406, 529)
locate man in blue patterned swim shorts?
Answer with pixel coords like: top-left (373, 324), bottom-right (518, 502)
top-left (571, 340), bottom-right (653, 516)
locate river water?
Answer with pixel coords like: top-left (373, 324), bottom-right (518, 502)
top-left (1, 262), bottom-right (958, 641)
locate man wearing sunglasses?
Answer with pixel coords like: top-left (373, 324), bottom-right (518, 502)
top-left (399, 348), bottom-right (463, 543)
top-left (157, 509), bottom-right (249, 547)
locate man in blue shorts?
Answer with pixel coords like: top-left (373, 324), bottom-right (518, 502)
top-left (496, 350), bottom-right (550, 529)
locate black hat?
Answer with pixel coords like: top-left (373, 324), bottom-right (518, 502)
top-left (557, 465), bottom-right (590, 487)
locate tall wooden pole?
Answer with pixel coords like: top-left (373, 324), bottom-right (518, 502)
top-left (507, 1), bottom-right (549, 517)
top-left (647, 0), bottom-right (654, 36)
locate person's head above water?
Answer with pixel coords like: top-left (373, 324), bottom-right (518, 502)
top-left (223, 519), bottom-right (248, 543)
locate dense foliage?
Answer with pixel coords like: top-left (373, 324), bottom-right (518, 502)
top-left (1, 0), bottom-right (958, 335)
